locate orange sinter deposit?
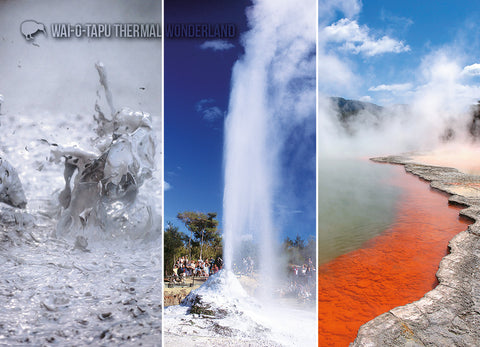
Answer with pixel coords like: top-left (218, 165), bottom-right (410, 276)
top-left (318, 164), bottom-right (472, 346)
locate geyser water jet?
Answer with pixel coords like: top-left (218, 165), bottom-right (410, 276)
top-left (222, 0), bottom-right (316, 297)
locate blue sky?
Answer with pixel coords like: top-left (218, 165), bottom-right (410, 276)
top-left (164, 0), bottom-right (248, 233)
top-left (165, 0), bottom-right (480, 241)
top-left (164, 0), bottom-right (316, 243)
top-left (319, 0), bottom-right (480, 107)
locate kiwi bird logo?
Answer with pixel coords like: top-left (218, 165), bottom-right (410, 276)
top-left (20, 20), bottom-right (47, 41)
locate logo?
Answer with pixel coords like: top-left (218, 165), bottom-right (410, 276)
top-left (19, 20), bottom-right (162, 42)
top-left (20, 20), bottom-right (47, 42)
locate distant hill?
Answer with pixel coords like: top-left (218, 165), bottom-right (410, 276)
top-left (330, 97), bottom-right (384, 123)
top-left (329, 97), bottom-right (385, 134)
top-left (469, 102), bottom-right (480, 139)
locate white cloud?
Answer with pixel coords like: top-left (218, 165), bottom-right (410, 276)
top-left (319, 0), bottom-right (362, 20)
top-left (368, 83), bottom-right (413, 92)
top-left (462, 63), bottom-right (480, 76)
top-left (324, 18), bottom-right (410, 56)
top-left (195, 99), bottom-right (224, 122)
top-left (359, 95), bottom-right (372, 102)
top-left (200, 40), bottom-right (235, 51)
top-left (202, 106), bottom-right (223, 121)
top-left (164, 181), bottom-right (171, 191)
top-left (318, 1), bottom-right (360, 95)
top-left (317, 52), bottom-right (356, 93)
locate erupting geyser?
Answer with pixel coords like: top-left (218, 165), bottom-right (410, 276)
top-left (223, 0), bottom-right (316, 295)
top-left (165, 0), bottom-right (316, 345)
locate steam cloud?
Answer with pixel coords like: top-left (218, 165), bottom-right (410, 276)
top-left (318, 1), bottom-right (480, 158)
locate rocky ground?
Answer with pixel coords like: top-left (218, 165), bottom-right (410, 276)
top-left (351, 155), bottom-right (480, 346)
top-left (164, 278), bottom-right (203, 307)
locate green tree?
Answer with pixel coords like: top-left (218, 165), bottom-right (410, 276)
top-left (164, 222), bottom-right (186, 276)
top-left (282, 234), bottom-right (314, 266)
top-left (293, 234), bottom-right (306, 249)
top-left (177, 211), bottom-right (220, 260)
top-left (304, 235), bottom-right (316, 264)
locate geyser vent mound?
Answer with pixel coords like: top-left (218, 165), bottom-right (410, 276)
top-left (181, 270), bottom-right (254, 319)
top-left (183, 270), bottom-right (247, 304)
top-left (164, 269), bottom-right (316, 346)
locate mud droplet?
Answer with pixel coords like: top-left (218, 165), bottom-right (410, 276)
top-left (98, 312), bottom-right (112, 321)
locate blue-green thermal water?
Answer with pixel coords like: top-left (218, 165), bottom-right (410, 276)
top-left (318, 159), bottom-right (402, 265)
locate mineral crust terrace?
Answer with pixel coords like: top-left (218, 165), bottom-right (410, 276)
top-left (351, 155), bottom-right (480, 346)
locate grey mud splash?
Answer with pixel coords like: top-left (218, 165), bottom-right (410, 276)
top-left (0, 156), bottom-right (27, 209)
top-left (0, 63), bottom-right (162, 345)
top-left (52, 61), bottom-right (158, 242)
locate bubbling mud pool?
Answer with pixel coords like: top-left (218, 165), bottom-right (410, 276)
top-left (0, 65), bottom-right (162, 344)
top-left (318, 164), bottom-right (472, 346)
top-left (0, 225), bottom-right (162, 345)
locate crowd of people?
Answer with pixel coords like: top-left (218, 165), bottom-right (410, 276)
top-left (231, 256), bottom-right (316, 303)
top-left (283, 258), bottom-right (316, 302)
top-left (169, 255), bottom-right (316, 303)
top-left (171, 256), bottom-right (224, 282)
top-left (289, 262), bottom-right (315, 279)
